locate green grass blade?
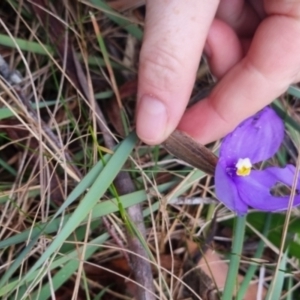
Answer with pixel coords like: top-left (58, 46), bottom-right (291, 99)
top-left (0, 100), bottom-right (59, 120)
top-left (30, 233), bottom-right (109, 300)
top-left (236, 214), bottom-right (272, 300)
top-left (222, 215), bottom-right (247, 299)
top-left (89, 0), bottom-right (143, 40)
top-left (0, 34), bottom-right (120, 68)
top-left (0, 158), bottom-right (17, 175)
top-left (287, 85), bottom-right (300, 98)
top-left (0, 181), bottom-right (174, 249)
top-left (0, 33), bottom-right (53, 54)
top-left (272, 101), bottom-right (300, 132)
top-left (0, 131), bottom-right (138, 289)
top-left (0, 233), bottom-right (109, 297)
top-left (265, 249), bottom-right (289, 300)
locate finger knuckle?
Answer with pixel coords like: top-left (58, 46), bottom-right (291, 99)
top-left (140, 46), bottom-right (182, 92)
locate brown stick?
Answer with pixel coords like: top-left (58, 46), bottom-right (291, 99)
top-left (114, 172), bottom-right (155, 300)
top-left (163, 130), bottom-right (218, 176)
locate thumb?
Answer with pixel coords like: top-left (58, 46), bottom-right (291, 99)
top-left (136, 0), bottom-right (219, 145)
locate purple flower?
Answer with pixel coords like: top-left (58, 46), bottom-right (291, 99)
top-left (215, 107), bottom-right (300, 215)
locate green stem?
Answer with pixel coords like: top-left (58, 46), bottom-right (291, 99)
top-left (222, 215), bottom-right (247, 299)
top-left (236, 214), bottom-right (272, 300)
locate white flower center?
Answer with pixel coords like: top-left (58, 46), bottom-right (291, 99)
top-left (235, 158), bottom-right (252, 176)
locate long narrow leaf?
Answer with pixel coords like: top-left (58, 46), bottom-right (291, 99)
top-left (89, 0), bottom-right (143, 40)
top-left (0, 131), bottom-right (137, 289)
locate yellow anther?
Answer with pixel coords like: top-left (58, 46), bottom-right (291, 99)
top-left (236, 158), bottom-right (252, 176)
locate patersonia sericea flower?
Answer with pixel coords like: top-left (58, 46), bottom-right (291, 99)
top-left (215, 107), bottom-right (300, 215)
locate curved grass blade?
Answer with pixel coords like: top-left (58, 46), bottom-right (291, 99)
top-left (0, 233), bottom-right (109, 297)
top-left (0, 181), bottom-right (175, 249)
top-left (0, 131), bottom-right (138, 289)
top-left (89, 0), bottom-right (143, 40)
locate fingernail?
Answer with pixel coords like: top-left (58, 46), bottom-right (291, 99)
top-left (137, 95), bottom-right (167, 144)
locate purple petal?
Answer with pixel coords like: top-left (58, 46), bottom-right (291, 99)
top-left (236, 166), bottom-right (300, 211)
top-left (220, 107), bottom-right (284, 164)
top-left (215, 160), bottom-right (248, 215)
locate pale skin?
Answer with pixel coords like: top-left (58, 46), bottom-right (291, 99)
top-left (136, 0), bottom-right (300, 145)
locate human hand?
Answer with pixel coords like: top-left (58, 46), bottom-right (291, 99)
top-left (136, 0), bottom-right (300, 145)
